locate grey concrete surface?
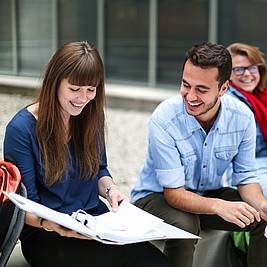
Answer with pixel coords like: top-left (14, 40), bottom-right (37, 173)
top-left (0, 93), bottom-right (151, 196)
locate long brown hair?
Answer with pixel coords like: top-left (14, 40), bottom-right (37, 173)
top-left (36, 41), bottom-right (105, 185)
top-left (227, 43), bottom-right (267, 91)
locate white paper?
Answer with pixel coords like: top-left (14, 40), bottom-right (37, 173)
top-left (79, 200), bottom-right (165, 242)
top-left (94, 200), bottom-right (163, 235)
top-left (4, 191), bottom-right (199, 244)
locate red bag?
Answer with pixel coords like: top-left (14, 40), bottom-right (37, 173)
top-left (0, 160), bottom-right (21, 202)
top-left (0, 160), bottom-right (22, 249)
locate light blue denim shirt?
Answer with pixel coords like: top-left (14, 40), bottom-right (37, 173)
top-left (131, 94), bottom-right (259, 204)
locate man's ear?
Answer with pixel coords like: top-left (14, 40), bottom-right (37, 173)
top-left (219, 80), bottom-right (229, 97)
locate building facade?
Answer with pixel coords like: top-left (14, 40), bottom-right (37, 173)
top-left (0, 0), bottom-right (266, 90)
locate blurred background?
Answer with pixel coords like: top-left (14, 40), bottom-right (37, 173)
top-left (0, 0), bottom-right (266, 90)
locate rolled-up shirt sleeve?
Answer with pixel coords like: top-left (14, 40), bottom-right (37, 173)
top-left (232, 114), bottom-right (259, 186)
top-left (149, 118), bottom-right (184, 188)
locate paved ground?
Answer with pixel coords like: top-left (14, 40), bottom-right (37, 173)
top-left (0, 93), bottom-right (151, 196)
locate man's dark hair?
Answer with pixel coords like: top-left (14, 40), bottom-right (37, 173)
top-left (183, 42), bottom-right (232, 87)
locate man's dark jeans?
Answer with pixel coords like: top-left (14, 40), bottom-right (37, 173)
top-left (135, 188), bottom-right (267, 267)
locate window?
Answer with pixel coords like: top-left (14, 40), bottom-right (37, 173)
top-left (218, 0), bottom-right (267, 55)
top-left (157, 0), bottom-right (209, 86)
top-left (2, 0), bottom-right (266, 90)
top-left (105, 0), bottom-right (149, 82)
top-left (58, 0), bottom-right (97, 46)
top-left (17, 0), bottom-right (53, 75)
top-left (0, 1), bottom-right (13, 72)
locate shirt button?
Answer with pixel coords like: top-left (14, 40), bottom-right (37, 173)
top-left (204, 143), bottom-right (207, 146)
top-left (200, 183), bottom-right (204, 186)
top-left (203, 165), bottom-right (206, 168)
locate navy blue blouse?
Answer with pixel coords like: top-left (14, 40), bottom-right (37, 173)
top-left (4, 108), bottom-right (110, 240)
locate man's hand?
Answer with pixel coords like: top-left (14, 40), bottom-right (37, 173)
top-left (213, 199), bottom-right (261, 228)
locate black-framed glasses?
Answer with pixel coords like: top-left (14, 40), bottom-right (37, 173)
top-left (232, 65), bottom-right (260, 76)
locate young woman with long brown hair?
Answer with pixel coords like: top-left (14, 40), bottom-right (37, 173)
top-left (4, 41), bottom-right (170, 267)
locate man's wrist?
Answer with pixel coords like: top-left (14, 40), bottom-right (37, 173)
top-left (210, 198), bottom-right (222, 215)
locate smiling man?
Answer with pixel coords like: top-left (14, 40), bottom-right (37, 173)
top-left (131, 42), bottom-right (267, 267)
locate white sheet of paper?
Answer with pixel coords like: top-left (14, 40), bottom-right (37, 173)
top-left (91, 200), bottom-right (164, 241)
top-left (95, 200), bottom-right (163, 234)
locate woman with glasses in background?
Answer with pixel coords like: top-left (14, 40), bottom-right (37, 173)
top-left (226, 43), bottom-right (267, 261)
top-left (227, 43), bottom-right (267, 197)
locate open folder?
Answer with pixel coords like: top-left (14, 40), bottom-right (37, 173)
top-left (3, 191), bottom-right (199, 245)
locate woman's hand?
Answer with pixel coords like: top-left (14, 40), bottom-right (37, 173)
top-left (105, 185), bottom-right (130, 211)
top-left (41, 219), bottom-right (92, 240)
top-left (98, 176), bottom-right (130, 211)
top-left (25, 212), bottom-right (91, 240)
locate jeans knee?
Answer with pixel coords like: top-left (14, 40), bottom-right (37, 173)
top-left (168, 213), bottom-right (200, 235)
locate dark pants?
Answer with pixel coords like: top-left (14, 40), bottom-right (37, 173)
top-left (135, 188), bottom-right (267, 267)
top-left (21, 230), bottom-right (171, 267)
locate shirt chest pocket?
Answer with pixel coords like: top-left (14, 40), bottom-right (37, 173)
top-left (214, 149), bottom-right (237, 176)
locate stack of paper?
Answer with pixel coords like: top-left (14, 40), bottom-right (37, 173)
top-left (72, 200), bottom-right (165, 242)
top-left (4, 192), bottom-right (199, 244)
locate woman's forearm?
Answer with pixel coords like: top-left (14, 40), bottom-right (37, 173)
top-left (98, 176), bottom-right (116, 198)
